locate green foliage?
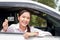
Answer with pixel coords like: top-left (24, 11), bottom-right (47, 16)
top-left (30, 14), bottom-right (47, 27)
top-left (33, 0), bottom-right (56, 8)
top-left (59, 6), bottom-right (60, 11)
top-left (30, 0), bottom-right (56, 27)
top-left (29, 15), bottom-right (38, 26)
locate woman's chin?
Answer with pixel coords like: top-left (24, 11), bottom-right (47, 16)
top-left (22, 24), bottom-right (27, 27)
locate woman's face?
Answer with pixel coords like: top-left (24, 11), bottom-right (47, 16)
top-left (18, 12), bottom-right (30, 27)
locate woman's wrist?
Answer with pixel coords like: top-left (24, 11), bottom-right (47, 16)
top-left (23, 32), bottom-right (39, 39)
top-left (33, 32), bottom-right (39, 36)
top-left (27, 32), bottom-right (39, 36)
top-left (2, 28), bottom-right (7, 32)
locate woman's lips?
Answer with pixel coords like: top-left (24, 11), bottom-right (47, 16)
top-left (22, 21), bottom-right (28, 25)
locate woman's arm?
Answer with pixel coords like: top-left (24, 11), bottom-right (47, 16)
top-left (30, 27), bottom-right (52, 36)
top-left (23, 26), bottom-right (52, 39)
top-left (1, 19), bottom-right (8, 32)
top-left (23, 32), bottom-right (39, 39)
top-left (1, 24), bottom-right (15, 32)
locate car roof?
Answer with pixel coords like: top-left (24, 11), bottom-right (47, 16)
top-left (0, 0), bottom-right (60, 20)
top-left (0, 0), bottom-right (60, 15)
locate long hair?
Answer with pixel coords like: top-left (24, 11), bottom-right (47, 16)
top-left (18, 9), bottom-right (31, 32)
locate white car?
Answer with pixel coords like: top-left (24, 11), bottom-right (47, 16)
top-left (0, 1), bottom-right (60, 40)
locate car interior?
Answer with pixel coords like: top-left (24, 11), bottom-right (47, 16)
top-left (0, 7), bottom-right (60, 36)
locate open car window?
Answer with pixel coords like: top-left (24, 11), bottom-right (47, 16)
top-left (0, 1), bottom-right (60, 40)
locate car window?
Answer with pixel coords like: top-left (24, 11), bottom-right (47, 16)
top-left (0, 2), bottom-right (60, 36)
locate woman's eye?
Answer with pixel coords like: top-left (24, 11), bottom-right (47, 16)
top-left (27, 17), bottom-right (30, 19)
top-left (22, 16), bottom-right (30, 20)
top-left (22, 16), bottom-right (25, 18)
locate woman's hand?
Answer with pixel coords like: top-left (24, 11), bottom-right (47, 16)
top-left (23, 32), bottom-right (39, 39)
top-left (2, 19), bottom-right (8, 32)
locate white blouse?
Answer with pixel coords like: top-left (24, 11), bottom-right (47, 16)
top-left (1, 23), bottom-right (52, 36)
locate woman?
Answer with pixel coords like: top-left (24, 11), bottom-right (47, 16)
top-left (1, 10), bottom-right (52, 39)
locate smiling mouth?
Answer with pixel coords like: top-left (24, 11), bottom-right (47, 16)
top-left (22, 22), bottom-right (28, 25)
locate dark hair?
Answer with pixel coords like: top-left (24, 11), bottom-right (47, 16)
top-left (18, 9), bottom-right (31, 32)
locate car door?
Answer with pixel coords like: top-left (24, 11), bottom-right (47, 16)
top-left (0, 1), bottom-right (60, 40)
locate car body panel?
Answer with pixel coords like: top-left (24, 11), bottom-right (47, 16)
top-left (0, 1), bottom-right (60, 40)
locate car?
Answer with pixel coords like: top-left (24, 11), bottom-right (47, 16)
top-left (0, 0), bottom-right (60, 40)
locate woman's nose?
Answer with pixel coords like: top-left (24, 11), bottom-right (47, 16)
top-left (24, 18), bottom-right (27, 21)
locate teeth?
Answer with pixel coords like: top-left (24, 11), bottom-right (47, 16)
top-left (23, 22), bottom-right (27, 24)
top-left (22, 21), bottom-right (28, 25)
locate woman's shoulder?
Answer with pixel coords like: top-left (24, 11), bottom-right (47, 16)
top-left (29, 26), bottom-right (52, 36)
top-left (9, 23), bottom-right (19, 28)
top-left (29, 26), bottom-right (42, 32)
top-left (6, 23), bottom-right (19, 32)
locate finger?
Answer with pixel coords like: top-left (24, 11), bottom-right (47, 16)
top-left (4, 19), bottom-right (8, 26)
top-left (34, 32), bottom-right (39, 36)
top-left (5, 19), bottom-right (8, 22)
top-left (3, 22), bottom-right (8, 26)
top-left (23, 33), bottom-right (29, 39)
top-left (2, 21), bottom-right (8, 28)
